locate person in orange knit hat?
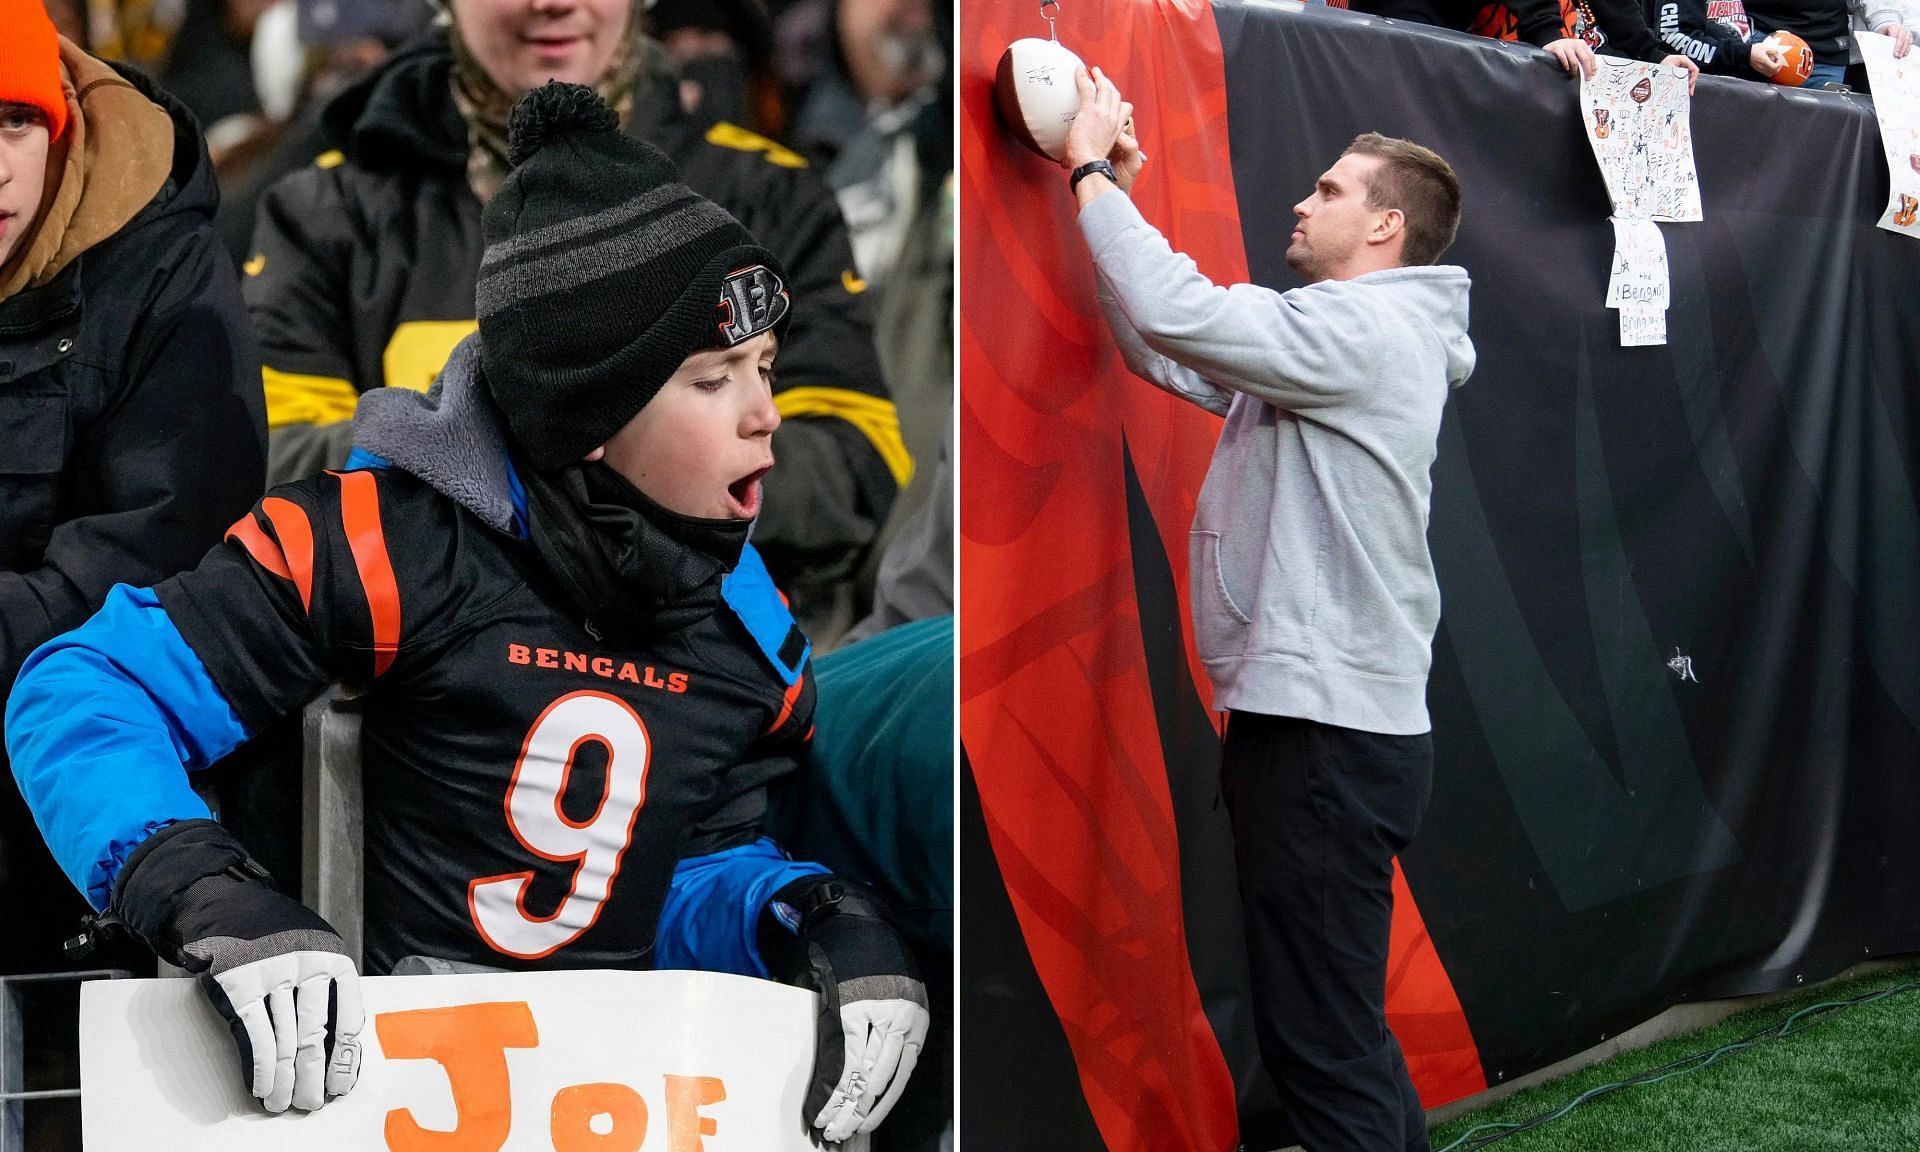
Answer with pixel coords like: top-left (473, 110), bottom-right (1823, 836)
top-left (0, 0), bottom-right (68, 270)
top-left (0, 0), bottom-right (266, 988)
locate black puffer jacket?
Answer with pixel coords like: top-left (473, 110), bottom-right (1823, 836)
top-left (1358, 0), bottom-right (1669, 60)
top-left (1, 60), bottom-right (265, 974)
top-left (245, 34), bottom-right (903, 640)
top-left (1742, 0), bottom-right (1853, 66)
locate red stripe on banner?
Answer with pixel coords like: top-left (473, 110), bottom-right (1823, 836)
top-left (260, 497), bottom-right (316, 612)
top-left (962, 3), bottom-right (1245, 1149)
top-left (962, 0), bottom-right (1486, 1143)
top-left (332, 470), bottom-right (401, 677)
top-left (1390, 864), bottom-right (1488, 1105)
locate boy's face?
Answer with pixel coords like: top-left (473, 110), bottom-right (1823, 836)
top-left (591, 331), bottom-right (780, 521)
top-left (0, 103), bottom-right (51, 270)
top-left (452, 0), bottom-right (632, 95)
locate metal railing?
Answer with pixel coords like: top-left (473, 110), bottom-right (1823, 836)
top-left (0, 970), bottom-right (130, 1152)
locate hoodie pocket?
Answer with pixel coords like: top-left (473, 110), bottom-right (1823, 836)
top-left (1190, 530), bottom-right (1251, 661)
top-left (0, 394), bottom-right (70, 569)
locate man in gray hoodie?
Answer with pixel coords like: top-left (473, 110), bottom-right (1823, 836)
top-left (1062, 68), bottom-right (1474, 1152)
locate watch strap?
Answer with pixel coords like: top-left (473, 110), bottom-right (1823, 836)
top-left (1070, 158), bottom-right (1118, 191)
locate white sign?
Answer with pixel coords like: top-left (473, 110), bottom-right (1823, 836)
top-left (1619, 304), bottom-right (1668, 348)
top-left (1580, 57), bottom-right (1703, 222)
top-left (1606, 217), bottom-right (1670, 310)
top-left (1860, 31), bottom-right (1920, 239)
top-left (82, 971), bottom-right (819, 1152)
top-left (1607, 216), bottom-right (1671, 346)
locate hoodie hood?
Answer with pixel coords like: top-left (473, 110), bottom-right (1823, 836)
top-left (0, 41), bottom-right (189, 299)
top-left (321, 33), bottom-right (469, 174)
top-left (1348, 264), bottom-right (1476, 390)
top-left (351, 333), bottom-right (522, 534)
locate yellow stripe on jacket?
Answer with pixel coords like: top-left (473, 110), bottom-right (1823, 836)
top-left (774, 387), bottom-right (914, 489)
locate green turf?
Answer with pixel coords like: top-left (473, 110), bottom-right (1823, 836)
top-left (1429, 963), bottom-right (1920, 1152)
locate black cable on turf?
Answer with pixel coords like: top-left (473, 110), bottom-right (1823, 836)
top-left (1432, 979), bottom-right (1920, 1152)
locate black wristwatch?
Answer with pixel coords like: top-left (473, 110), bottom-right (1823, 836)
top-left (1069, 158), bottom-right (1118, 192)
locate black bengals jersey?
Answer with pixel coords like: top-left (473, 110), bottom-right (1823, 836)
top-left (156, 466), bottom-right (815, 974)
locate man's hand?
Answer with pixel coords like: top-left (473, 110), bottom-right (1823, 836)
top-left (1660, 54), bottom-right (1700, 94)
top-left (1749, 38), bottom-right (1787, 76)
top-left (1064, 65), bottom-right (1130, 170)
top-left (1884, 23), bottom-right (1914, 57)
top-left (1544, 37), bottom-right (1597, 79)
top-left (1110, 121), bottom-right (1147, 195)
top-left (111, 820), bottom-right (364, 1114)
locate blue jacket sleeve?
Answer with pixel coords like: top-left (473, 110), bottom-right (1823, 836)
top-left (5, 584), bottom-right (254, 909)
top-left (655, 837), bottom-right (828, 977)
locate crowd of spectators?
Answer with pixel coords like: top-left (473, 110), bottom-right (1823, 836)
top-left (1328, 0), bottom-right (1915, 88)
top-left (4, 8), bottom-right (953, 1148)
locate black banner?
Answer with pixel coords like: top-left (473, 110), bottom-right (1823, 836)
top-left (1211, 0), bottom-right (1920, 1080)
top-left (962, 2), bottom-right (1920, 1147)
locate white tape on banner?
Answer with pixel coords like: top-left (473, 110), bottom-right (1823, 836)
top-left (81, 970), bottom-right (818, 1151)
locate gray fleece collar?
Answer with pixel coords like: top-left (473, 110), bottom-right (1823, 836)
top-left (349, 334), bottom-right (521, 534)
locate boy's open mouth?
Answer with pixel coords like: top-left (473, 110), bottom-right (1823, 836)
top-left (726, 464), bottom-right (773, 519)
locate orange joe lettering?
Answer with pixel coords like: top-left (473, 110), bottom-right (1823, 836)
top-left (507, 644), bottom-right (690, 692)
top-left (379, 1001), bottom-right (539, 1152)
top-left (380, 1002), bottom-right (730, 1151)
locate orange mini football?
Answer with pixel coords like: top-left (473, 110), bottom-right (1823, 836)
top-left (1766, 30), bottom-right (1814, 86)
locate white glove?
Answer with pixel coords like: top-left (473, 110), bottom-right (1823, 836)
top-left (814, 997), bottom-right (932, 1142)
top-left (111, 820), bottom-right (364, 1116)
top-left (197, 947), bottom-right (365, 1112)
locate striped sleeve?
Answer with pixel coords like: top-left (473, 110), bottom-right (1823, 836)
top-left (156, 470), bottom-right (414, 732)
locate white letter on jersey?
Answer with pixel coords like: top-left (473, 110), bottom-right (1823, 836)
top-left (469, 691), bottom-right (652, 959)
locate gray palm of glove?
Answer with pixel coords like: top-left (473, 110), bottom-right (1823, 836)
top-left (111, 819), bottom-right (364, 1113)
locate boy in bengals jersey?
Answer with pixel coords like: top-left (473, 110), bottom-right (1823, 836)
top-left (6, 83), bottom-right (926, 1143)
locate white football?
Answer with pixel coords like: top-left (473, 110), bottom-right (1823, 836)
top-left (994, 37), bottom-right (1086, 162)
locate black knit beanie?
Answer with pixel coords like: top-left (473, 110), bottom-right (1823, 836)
top-left (477, 83), bottom-right (792, 471)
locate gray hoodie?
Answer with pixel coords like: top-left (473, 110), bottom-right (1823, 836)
top-left (1079, 192), bottom-right (1474, 735)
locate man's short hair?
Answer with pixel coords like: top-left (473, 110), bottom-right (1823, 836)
top-left (1343, 133), bottom-right (1461, 266)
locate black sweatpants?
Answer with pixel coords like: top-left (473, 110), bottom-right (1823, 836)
top-left (1220, 711), bottom-right (1434, 1152)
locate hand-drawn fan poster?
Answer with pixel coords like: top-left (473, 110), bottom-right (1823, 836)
top-left (1860, 31), bottom-right (1920, 238)
top-left (1579, 58), bottom-right (1703, 222)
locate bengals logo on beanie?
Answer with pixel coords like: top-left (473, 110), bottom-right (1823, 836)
top-left (717, 265), bottom-right (790, 346)
top-left (476, 83), bottom-right (792, 472)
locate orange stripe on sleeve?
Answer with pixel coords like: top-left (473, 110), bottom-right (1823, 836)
top-left (768, 675), bottom-right (805, 735)
top-left (332, 470), bottom-right (402, 677)
top-left (260, 497), bottom-right (316, 611)
top-left (225, 513), bottom-right (291, 580)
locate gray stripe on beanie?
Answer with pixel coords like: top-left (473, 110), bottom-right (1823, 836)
top-left (479, 181), bottom-right (692, 271)
top-left (477, 199), bottom-right (740, 316)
